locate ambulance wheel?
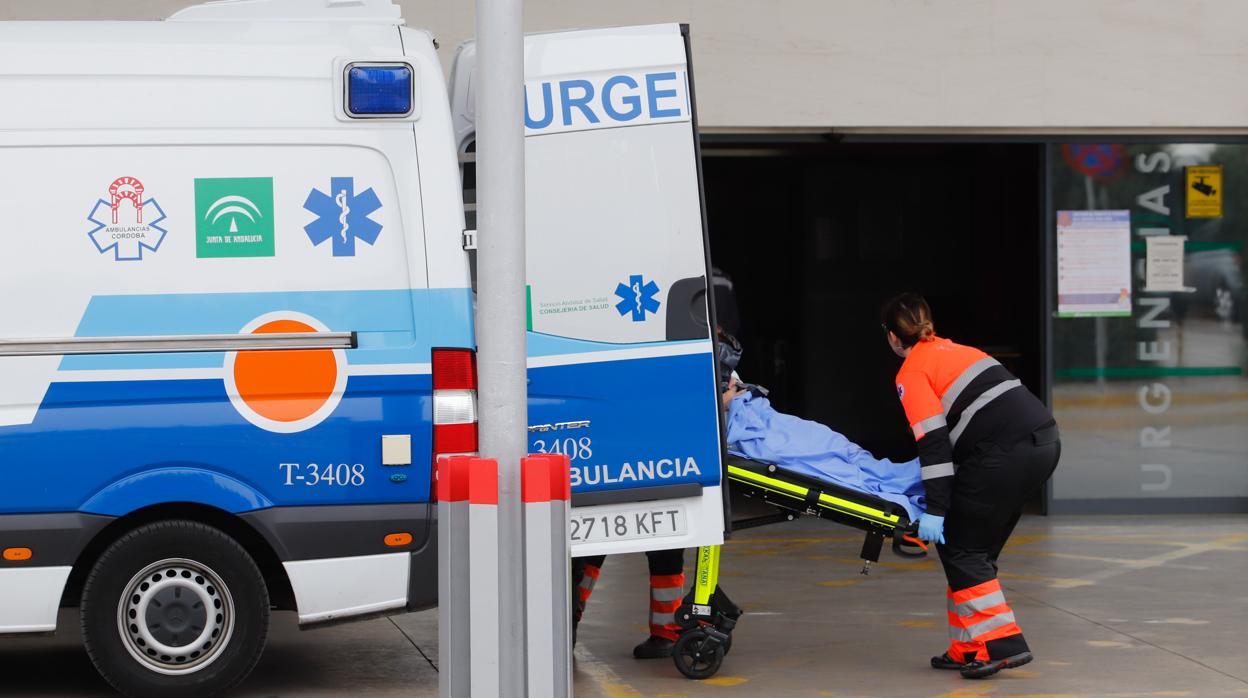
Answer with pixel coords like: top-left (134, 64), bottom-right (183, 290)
top-left (80, 520), bottom-right (270, 698)
top-left (672, 629), bottom-right (724, 680)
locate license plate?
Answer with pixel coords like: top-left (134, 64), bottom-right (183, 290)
top-left (569, 503), bottom-right (687, 544)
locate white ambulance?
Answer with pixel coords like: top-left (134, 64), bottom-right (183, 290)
top-left (0, 1), bottom-right (724, 695)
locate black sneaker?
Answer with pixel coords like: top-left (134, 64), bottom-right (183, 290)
top-left (632, 636), bottom-right (675, 659)
top-left (960, 651), bottom-right (1034, 679)
top-left (930, 652), bottom-right (965, 670)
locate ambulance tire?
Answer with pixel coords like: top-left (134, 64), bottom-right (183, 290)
top-left (80, 520), bottom-right (270, 698)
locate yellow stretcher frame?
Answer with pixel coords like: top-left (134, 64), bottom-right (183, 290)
top-left (692, 544), bottom-right (720, 607)
top-left (727, 463), bottom-right (903, 527)
top-left (722, 455), bottom-right (926, 571)
top-left (671, 456), bottom-right (924, 681)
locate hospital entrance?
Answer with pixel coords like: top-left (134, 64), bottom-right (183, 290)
top-left (703, 141), bottom-right (1046, 496)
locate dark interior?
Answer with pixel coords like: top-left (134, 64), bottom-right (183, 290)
top-left (703, 141), bottom-right (1045, 466)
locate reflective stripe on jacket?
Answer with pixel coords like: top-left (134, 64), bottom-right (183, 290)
top-left (895, 336), bottom-right (1050, 515)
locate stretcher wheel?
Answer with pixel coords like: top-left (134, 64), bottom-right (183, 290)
top-left (672, 629), bottom-right (724, 680)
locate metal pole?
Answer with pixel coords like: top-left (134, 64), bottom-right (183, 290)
top-left (474, 0), bottom-right (527, 692)
top-left (1085, 175), bottom-right (1108, 390)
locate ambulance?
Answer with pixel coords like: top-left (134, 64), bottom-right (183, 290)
top-left (0, 1), bottom-right (724, 694)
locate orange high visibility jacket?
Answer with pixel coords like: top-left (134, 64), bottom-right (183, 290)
top-left (894, 336), bottom-right (1052, 515)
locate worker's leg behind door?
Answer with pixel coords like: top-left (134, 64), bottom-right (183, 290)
top-left (635, 548), bottom-right (686, 658)
top-left (571, 555), bottom-right (606, 644)
top-left (940, 436), bottom-right (1060, 667)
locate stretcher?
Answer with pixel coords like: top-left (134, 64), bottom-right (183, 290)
top-left (670, 454), bottom-right (927, 680)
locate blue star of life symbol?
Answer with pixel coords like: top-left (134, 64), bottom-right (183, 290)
top-left (614, 274), bottom-right (661, 322)
top-left (303, 177), bottom-right (383, 257)
top-left (86, 198), bottom-right (168, 262)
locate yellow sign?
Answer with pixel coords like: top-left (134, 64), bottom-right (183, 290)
top-left (1186, 165), bottom-right (1222, 218)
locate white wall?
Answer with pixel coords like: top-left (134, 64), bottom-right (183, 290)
top-left (4, 0), bottom-right (1247, 132)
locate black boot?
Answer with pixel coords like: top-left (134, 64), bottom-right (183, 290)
top-left (961, 651), bottom-right (1034, 679)
top-left (632, 635), bottom-right (675, 659)
top-left (930, 652), bottom-right (965, 670)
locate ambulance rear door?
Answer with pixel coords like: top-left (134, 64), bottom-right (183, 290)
top-left (451, 24), bottom-right (725, 556)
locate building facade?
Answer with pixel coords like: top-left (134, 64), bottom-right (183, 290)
top-left (5, 0), bottom-right (1245, 512)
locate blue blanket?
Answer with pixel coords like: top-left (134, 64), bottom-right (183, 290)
top-left (726, 393), bottom-right (926, 519)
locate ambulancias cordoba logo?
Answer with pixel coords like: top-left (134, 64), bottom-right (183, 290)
top-left (86, 176), bottom-right (168, 262)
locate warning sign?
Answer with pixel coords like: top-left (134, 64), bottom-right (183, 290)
top-left (1186, 165), bottom-right (1222, 218)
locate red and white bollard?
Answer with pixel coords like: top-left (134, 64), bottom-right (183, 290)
top-left (437, 456), bottom-right (472, 698)
top-left (468, 458), bottom-right (501, 696)
top-left (521, 454), bottom-right (572, 697)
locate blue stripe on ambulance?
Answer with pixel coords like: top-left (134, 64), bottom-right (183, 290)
top-left (0, 374), bottom-right (432, 515)
top-left (59, 288), bottom-right (474, 370)
top-left (0, 286), bottom-right (719, 518)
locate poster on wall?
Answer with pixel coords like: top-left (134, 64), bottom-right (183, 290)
top-left (1056, 210), bottom-right (1132, 317)
top-left (1143, 235), bottom-right (1192, 293)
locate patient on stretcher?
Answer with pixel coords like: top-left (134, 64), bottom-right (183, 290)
top-left (723, 374), bottom-right (927, 520)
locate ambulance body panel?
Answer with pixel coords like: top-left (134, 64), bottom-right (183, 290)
top-left (0, 2), bottom-right (722, 692)
top-left (0, 13), bottom-right (460, 635)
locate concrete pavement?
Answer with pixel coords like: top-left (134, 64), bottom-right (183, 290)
top-left (3, 514), bottom-right (1246, 697)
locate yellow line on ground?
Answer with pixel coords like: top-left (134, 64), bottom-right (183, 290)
top-left (703, 676), bottom-right (749, 686)
top-left (729, 536), bottom-right (860, 544)
top-left (1005, 550), bottom-right (1204, 567)
top-left (898, 619), bottom-right (938, 628)
top-left (1003, 534), bottom-right (1050, 548)
top-left (1087, 639), bottom-right (1135, 649)
top-left (574, 646), bottom-right (644, 698)
top-left (1079, 534), bottom-right (1248, 584)
top-left (931, 691), bottom-right (1192, 698)
top-left (1048, 407), bottom-right (1248, 430)
top-left (824, 555), bottom-right (936, 571)
top-left (1054, 390), bottom-right (1248, 408)
top-left (929, 686), bottom-right (994, 698)
top-left (1034, 533), bottom-right (1238, 546)
top-left (999, 572), bottom-right (1096, 589)
top-left (1012, 693), bottom-right (1190, 698)
top-left (1004, 533), bottom-right (1248, 589)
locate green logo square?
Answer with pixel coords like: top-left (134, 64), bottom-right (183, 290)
top-left (194, 177), bottom-right (275, 258)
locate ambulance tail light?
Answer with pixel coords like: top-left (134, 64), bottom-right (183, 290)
top-left (432, 349), bottom-right (478, 499)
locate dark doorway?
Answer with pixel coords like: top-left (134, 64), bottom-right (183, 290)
top-left (704, 141), bottom-right (1045, 466)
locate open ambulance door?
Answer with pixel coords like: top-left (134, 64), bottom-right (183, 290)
top-left (451, 24), bottom-right (725, 556)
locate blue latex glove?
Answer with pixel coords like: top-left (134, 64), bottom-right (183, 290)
top-left (918, 513), bottom-right (945, 544)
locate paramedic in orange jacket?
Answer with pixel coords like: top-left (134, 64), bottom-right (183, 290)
top-left (882, 293), bottom-right (1060, 680)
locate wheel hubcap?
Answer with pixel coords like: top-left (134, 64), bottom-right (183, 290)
top-left (116, 558), bottom-right (235, 675)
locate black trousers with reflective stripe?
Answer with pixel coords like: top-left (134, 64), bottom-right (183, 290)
top-left (571, 547), bottom-right (684, 581)
top-left (571, 548), bottom-right (685, 618)
top-left (938, 427), bottom-right (1060, 656)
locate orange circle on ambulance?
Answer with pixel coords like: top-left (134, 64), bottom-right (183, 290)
top-left (225, 312), bottom-right (347, 433)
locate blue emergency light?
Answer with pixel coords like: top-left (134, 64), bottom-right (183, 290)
top-left (346, 63), bottom-right (413, 117)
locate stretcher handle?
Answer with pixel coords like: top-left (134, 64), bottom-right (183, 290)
top-left (892, 528), bottom-right (928, 559)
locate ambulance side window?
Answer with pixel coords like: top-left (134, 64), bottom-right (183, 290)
top-left (459, 140), bottom-right (477, 292)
